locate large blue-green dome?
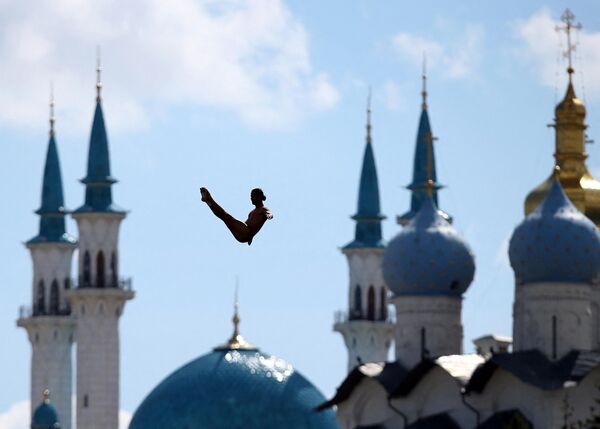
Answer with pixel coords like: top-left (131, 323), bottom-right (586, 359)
top-left (383, 196), bottom-right (475, 297)
top-left (129, 342), bottom-right (338, 429)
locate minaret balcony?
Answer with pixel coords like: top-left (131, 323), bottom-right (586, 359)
top-left (333, 309), bottom-right (395, 325)
top-left (18, 305), bottom-right (72, 319)
top-left (73, 276), bottom-right (133, 291)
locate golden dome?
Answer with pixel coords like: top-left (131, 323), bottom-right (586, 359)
top-left (555, 81), bottom-right (586, 118)
top-left (525, 80), bottom-right (600, 227)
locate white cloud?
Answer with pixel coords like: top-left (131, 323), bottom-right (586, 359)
top-left (0, 400), bottom-right (132, 429)
top-left (0, 400), bottom-right (29, 429)
top-left (119, 409), bottom-right (132, 429)
top-left (391, 25), bottom-right (483, 79)
top-left (0, 0), bottom-right (338, 133)
top-left (515, 9), bottom-right (600, 100)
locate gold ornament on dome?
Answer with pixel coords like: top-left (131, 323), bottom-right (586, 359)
top-left (524, 9), bottom-right (600, 227)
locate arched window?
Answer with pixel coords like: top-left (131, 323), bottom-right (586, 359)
top-left (352, 286), bottom-right (362, 319)
top-left (110, 252), bottom-right (118, 288)
top-left (380, 287), bottom-right (387, 321)
top-left (50, 280), bottom-right (60, 315)
top-left (367, 286), bottom-right (375, 321)
top-left (96, 251), bottom-right (105, 288)
top-left (36, 280), bottom-right (45, 315)
top-left (83, 251), bottom-right (91, 287)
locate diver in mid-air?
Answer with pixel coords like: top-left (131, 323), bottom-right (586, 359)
top-left (200, 187), bottom-right (273, 245)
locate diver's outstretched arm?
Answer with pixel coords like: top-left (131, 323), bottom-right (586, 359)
top-left (200, 188), bottom-right (252, 243)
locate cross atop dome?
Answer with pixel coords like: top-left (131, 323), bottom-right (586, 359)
top-left (556, 9), bottom-right (582, 81)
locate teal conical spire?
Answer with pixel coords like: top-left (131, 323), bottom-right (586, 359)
top-left (28, 94), bottom-right (76, 245)
top-left (344, 95), bottom-right (386, 249)
top-left (398, 71), bottom-right (451, 225)
top-left (75, 60), bottom-right (124, 214)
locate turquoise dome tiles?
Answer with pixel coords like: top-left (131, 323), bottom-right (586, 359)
top-left (129, 348), bottom-right (339, 429)
top-left (509, 178), bottom-right (600, 285)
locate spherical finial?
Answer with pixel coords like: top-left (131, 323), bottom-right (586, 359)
top-left (554, 164), bottom-right (561, 178)
top-left (43, 389), bottom-right (50, 404)
top-left (49, 83), bottom-right (56, 137)
top-left (96, 46), bottom-right (102, 102)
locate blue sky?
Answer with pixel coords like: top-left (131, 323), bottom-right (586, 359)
top-left (2, 0), bottom-right (600, 426)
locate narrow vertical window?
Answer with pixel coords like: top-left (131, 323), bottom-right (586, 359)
top-left (83, 251), bottom-right (91, 287)
top-left (64, 278), bottom-right (71, 313)
top-left (379, 287), bottom-right (387, 321)
top-left (367, 286), bottom-right (375, 321)
top-left (353, 286), bottom-right (362, 319)
top-left (420, 327), bottom-right (427, 360)
top-left (110, 252), bottom-right (118, 288)
top-left (552, 315), bottom-right (557, 359)
top-left (96, 251), bottom-right (105, 288)
top-left (50, 280), bottom-right (59, 315)
top-left (36, 280), bottom-right (45, 315)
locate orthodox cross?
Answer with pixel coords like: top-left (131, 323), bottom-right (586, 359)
top-left (555, 9), bottom-right (582, 79)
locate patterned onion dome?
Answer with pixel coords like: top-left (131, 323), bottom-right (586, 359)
top-left (383, 196), bottom-right (475, 297)
top-left (129, 344), bottom-right (338, 429)
top-left (509, 177), bottom-right (600, 285)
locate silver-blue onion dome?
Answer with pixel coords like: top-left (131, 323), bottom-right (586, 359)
top-left (383, 196), bottom-right (475, 297)
top-left (509, 177), bottom-right (600, 285)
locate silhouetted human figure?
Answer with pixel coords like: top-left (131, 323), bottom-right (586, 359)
top-left (200, 187), bottom-right (273, 245)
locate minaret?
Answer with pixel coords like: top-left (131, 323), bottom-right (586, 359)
top-left (525, 9), bottom-right (600, 227)
top-left (66, 57), bottom-right (134, 429)
top-left (334, 93), bottom-right (393, 372)
top-left (17, 90), bottom-right (77, 429)
top-left (398, 63), bottom-right (451, 225)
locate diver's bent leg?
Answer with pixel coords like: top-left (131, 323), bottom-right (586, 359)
top-left (206, 200), bottom-right (252, 243)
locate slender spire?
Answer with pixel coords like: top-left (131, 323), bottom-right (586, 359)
top-left (215, 280), bottom-right (255, 351)
top-left (421, 54), bottom-right (428, 111)
top-left (344, 94), bottom-right (386, 249)
top-left (96, 46), bottom-right (102, 102)
top-left (49, 83), bottom-right (55, 137)
top-left (398, 75), bottom-right (451, 225)
top-left (27, 95), bottom-right (76, 246)
top-left (366, 86), bottom-right (372, 145)
top-left (75, 55), bottom-right (124, 214)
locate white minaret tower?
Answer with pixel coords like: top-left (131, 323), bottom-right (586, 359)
top-left (66, 59), bottom-right (134, 429)
top-left (334, 95), bottom-right (393, 372)
top-left (17, 92), bottom-right (77, 429)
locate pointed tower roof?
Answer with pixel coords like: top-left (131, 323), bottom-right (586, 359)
top-left (27, 92), bottom-right (76, 246)
top-left (74, 56), bottom-right (124, 214)
top-left (398, 67), bottom-right (451, 225)
top-left (344, 93), bottom-right (386, 250)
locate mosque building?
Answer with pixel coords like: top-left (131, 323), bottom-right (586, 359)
top-left (322, 10), bottom-right (600, 429)
top-left (16, 8), bottom-right (600, 429)
top-left (17, 59), bottom-right (338, 429)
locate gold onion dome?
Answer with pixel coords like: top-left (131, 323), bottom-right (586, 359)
top-left (525, 80), bottom-right (600, 227)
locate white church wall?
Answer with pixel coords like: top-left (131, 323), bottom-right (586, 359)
top-left (336, 377), bottom-right (393, 429)
top-left (514, 282), bottom-right (593, 358)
